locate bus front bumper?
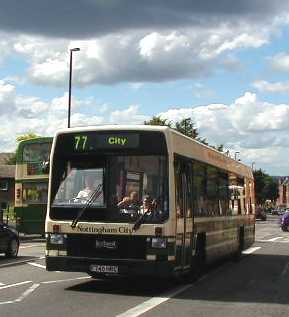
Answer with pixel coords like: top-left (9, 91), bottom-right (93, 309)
top-left (46, 256), bottom-right (175, 278)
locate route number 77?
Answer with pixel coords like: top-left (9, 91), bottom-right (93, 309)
top-left (74, 135), bottom-right (88, 151)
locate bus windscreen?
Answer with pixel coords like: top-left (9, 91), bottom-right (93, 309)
top-left (50, 155), bottom-right (169, 224)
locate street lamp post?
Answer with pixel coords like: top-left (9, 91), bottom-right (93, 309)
top-left (68, 48), bottom-right (80, 128)
top-left (234, 151), bottom-right (240, 160)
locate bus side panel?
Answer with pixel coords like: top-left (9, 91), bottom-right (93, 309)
top-left (15, 205), bottom-right (46, 234)
top-left (194, 215), bottom-right (255, 264)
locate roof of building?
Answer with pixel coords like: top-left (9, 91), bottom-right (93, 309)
top-left (0, 165), bottom-right (15, 178)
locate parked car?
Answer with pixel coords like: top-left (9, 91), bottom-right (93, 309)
top-left (255, 207), bottom-right (267, 221)
top-left (0, 223), bottom-right (19, 257)
top-left (280, 212), bottom-right (289, 232)
top-left (271, 209), bottom-right (279, 215)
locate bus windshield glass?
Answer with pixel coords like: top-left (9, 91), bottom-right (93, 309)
top-left (50, 155), bottom-right (169, 223)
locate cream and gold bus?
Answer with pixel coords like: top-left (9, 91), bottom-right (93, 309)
top-left (45, 125), bottom-right (255, 278)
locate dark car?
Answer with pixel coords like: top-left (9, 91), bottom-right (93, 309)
top-left (255, 207), bottom-right (267, 221)
top-left (0, 223), bottom-right (19, 257)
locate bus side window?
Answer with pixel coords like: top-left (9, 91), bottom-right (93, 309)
top-left (193, 163), bottom-right (206, 216)
top-left (175, 160), bottom-right (183, 218)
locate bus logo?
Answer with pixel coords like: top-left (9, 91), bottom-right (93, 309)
top-left (95, 240), bottom-right (117, 249)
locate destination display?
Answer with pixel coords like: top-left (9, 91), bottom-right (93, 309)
top-left (72, 133), bottom-right (140, 152)
top-left (55, 130), bottom-right (168, 156)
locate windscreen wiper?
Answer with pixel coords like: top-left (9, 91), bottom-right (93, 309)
top-left (71, 184), bottom-right (102, 228)
top-left (133, 210), bottom-right (151, 231)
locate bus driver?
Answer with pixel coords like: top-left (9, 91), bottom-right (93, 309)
top-left (75, 174), bottom-right (101, 202)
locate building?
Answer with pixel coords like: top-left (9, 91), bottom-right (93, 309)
top-left (0, 153), bottom-right (15, 210)
top-left (277, 177), bottom-right (289, 208)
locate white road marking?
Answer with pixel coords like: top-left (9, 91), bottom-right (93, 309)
top-left (242, 247), bottom-right (261, 255)
top-left (116, 284), bottom-right (193, 317)
top-left (279, 239), bottom-right (289, 243)
top-left (20, 244), bottom-right (44, 249)
top-left (0, 281), bottom-right (32, 291)
top-left (0, 300), bottom-right (14, 305)
top-left (42, 276), bottom-right (91, 284)
top-left (27, 262), bottom-right (46, 269)
top-left (268, 237), bottom-right (283, 242)
top-left (0, 276), bottom-right (90, 306)
top-left (0, 257), bottom-right (41, 268)
top-left (256, 237), bottom-right (283, 243)
top-left (14, 283), bottom-right (40, 303)
top-left (0, 282), bottom-right (40, 306)
top-left (0, 283), bottom-right (5, 286)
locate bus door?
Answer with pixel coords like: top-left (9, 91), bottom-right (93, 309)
top-left (175, 159), bottom-right (193, 271)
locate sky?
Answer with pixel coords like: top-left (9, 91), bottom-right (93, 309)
top-left (1, 1), bottom-right (289, 175)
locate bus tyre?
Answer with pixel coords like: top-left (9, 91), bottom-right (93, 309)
top-left (190, 234), bottom-right (206, 280)
top-left (5, 238), bottom-right (19, 258)
top-left (233, 227), bottom-right (244, 262)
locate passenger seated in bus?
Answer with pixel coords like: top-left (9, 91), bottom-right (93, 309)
top-left (139, 195), bottom-right (166, 222)
top-left (139, 195), bottom-right (154, 215)
top-left (117, 191), bottom-right (140, 210)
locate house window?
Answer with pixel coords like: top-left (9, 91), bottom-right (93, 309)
top-left (0, 179), bottom-right (8, 191)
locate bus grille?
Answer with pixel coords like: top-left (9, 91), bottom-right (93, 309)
top-left (66, 234), bottom-right (147, 260)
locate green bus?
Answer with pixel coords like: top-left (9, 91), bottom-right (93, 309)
top-left (15, 137), bottom-right (53, 234)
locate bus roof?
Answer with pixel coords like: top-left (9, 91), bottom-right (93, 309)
top-left (53, 125), bottom-right (252, 179)
top-left (17, 137), bottom-right (53, 147)
top-left (54, 125), bottom-right (170, 135)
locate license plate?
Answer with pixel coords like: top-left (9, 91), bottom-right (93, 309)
top-left (89, 264), bottom-right (119, 274)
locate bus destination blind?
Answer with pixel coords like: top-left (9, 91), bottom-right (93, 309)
top-left (72, 133), bottom-right (140, 151)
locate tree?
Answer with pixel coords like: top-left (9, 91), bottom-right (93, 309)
top-left (264, 177), bottom-right (279, 203)
top-left (175, 118), bottom-right (199, 139)
top-left (253, 169), bottom-right (278, 205)
top-left (144, 115), bottom-right (225, 152)
top-left (144, 116), bottom-right (172, 127)
top-left (5, 133), bottom-right (41, 165)
top-left (16, 132), bottom-right (40, 142)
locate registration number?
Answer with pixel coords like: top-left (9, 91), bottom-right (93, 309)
top-left (89, 265), bottom-right (119, 274)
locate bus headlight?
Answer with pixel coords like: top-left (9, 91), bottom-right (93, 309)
top-left (50, 233), bottom-right (65, 245)
top-left (151, 237), bottom-right (167, 249)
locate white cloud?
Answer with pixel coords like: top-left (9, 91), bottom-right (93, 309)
top-left (158, 92), bottom-right (289, 175)
top-left (253, 80), bottom-right (289, 93)
top-left (0, 81), bottom-right (289, 174)
top-left (270, 52), bottom-right (289, 72)
top-left (3, 20), bottom-right (280, 87)
top-left (0, 79), bottom-right (149, 152)
top-left (110, 105), bottom-right (148, 124)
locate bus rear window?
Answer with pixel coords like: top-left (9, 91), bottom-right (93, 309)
top-left (23, 143), bottom-right (51, 163)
